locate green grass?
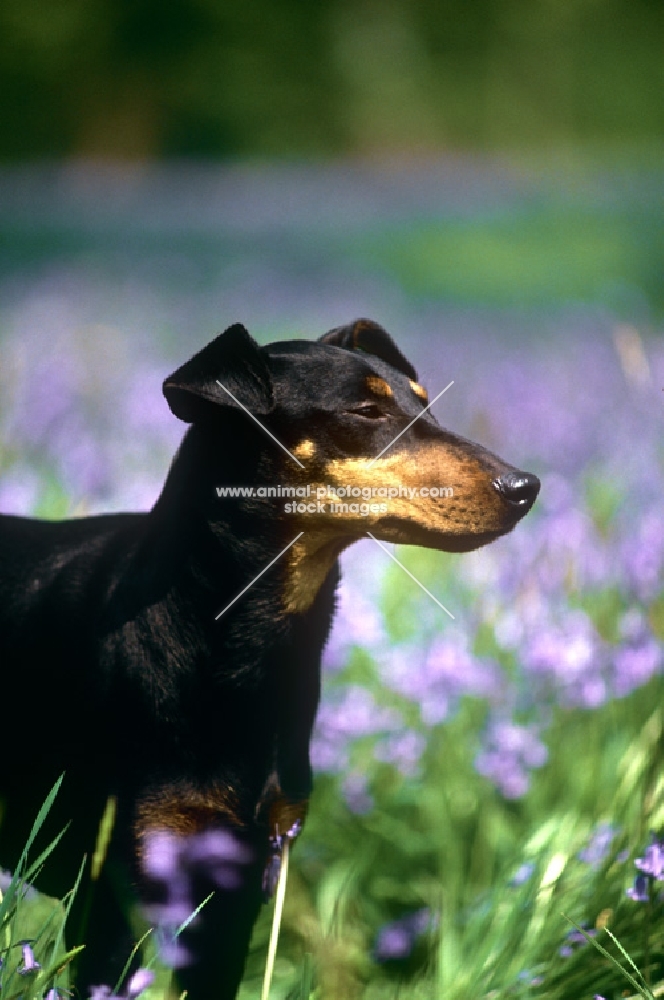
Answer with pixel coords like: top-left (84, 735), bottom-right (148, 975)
top-left (237, 689), bottom-right (664, 1000)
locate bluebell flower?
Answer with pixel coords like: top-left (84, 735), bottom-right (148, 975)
top-left (578, 823), bottom-right (618, 866)
top-left (140, 827), bottom-right (255, 970)
top-left (321, 544), bottom-right (387, 671)
top-left (626, 872), bottom-right (649, 902)
top-left (88, 987), bottom-right (119, 1000)
top-left (18, 940), bottom-right (41, 974)
top-left (635, 836), bottom-right (664, 879)
top-left (613, 639), bottom-right (662, 699)
top-left (184, 828), bottom-right (253, 891)
top-left (311, 685), bottom-right (402, 776)
top-left (559, 924), bottom-right (596, 957)
top-left (510, 862), bottom-right (535, 887)
top-left (126, 968), bottom-right (155, 997)
top-left (86, 967), bottom-right (154, 1000)
top-left (374, 729), bottom-right (427, 778)
top-left (373, 908), bottom-right (436, 962)
top-left (475, 720), bottom-right (548, 799)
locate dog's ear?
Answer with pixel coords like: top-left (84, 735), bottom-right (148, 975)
top-left (319, 318), bottom-right (418, 382)
top-left (163, 323), bottom-right (274, 423)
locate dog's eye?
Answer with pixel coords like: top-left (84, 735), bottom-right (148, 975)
top-left (347, 403), bottom-right (384, 419)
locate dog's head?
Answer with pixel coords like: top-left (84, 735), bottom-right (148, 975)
top-left (164, 320), bottom-right (539, 609)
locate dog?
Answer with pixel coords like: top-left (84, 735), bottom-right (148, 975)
top-left (0, 319), bottom-right (539, 998)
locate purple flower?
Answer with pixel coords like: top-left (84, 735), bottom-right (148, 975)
top-left (341, 772), bottom-right (373, 814)
top-left (140, 826), bottom-right (254, 970)
top-left (86, 981), bottom-right (150, 1000)
top-left (510, 862), bottom-right (535, 887)
top-left (612, 639), bottom-right (662, 698)
top-left (578, 823), bottom-right (618, 866)
top-left (373, 908), bottom-right (435, 962)
top-left (374, 729), bottom-right (427, 777)
top-left (627, 873), bottom-right (650, 902)
top-left (0, 467), bottom-right (42, 515)
top-left (322, 541), bottom-right (387, 670)
top-left (184, 828), bottom-right (253, 890)
top-left (559, 924), bottom-right (596, 957)
top-left (381, 636), bottom-right (501, 725)
top-left (141, 831), bottom-right (193, 930)
top-left (311, 685), bottom-right (403, 775)
top-left (142, 830), bottom-right (181, 881)
top-left (374, 923), bottom-right (412, 960)
top-left (18, 940), bottom-right (41, 974)
top-left (523, 611), bottom-right (607, 709)
top-left (635, 837), bottom-right (664, 879)
top-left (475, 720), bottom-right (548, 799)
top-left (622, 510), bottom-right (664, 601)
top-left (126, 968), bottom-right (155, 997)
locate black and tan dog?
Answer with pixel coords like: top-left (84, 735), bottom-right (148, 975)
top-left (0, 320), bottom-right (539, 998)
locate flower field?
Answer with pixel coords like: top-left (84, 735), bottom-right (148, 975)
top-left (0, 159), bottom-right (663, 999)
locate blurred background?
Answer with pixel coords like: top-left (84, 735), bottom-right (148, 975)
top-left (1, 3), bottom-right (664, 998)
top-left (0, 0), bottom-right (662, 159)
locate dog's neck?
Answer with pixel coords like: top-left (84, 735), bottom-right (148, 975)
top-left (150, 424), bottom-right (346, 623)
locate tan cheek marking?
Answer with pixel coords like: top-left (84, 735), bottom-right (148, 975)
top-left (293, 438), bottom-right (316, 460)
top-left (366, 376), bottom-right (393, 397)
top-left (323, 450), bottom-right (507, 534)
top-left (409, 380), bottom-right (428, 403)
top-left (281, 446), bottom-right (510, 610)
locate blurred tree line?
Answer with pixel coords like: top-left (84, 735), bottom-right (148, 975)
top-left (0, 0), bottom-right (662, 159)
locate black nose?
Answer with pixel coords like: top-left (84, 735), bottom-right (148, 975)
top-left (494, 471), bottom-right (540, 508)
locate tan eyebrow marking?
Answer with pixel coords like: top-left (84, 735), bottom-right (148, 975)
top-left (292, 438), bottom-right (316, 459)
top-left (409, 380), bottom-right (428, 403)
top-left (366, 376), bottom-right (393, 398)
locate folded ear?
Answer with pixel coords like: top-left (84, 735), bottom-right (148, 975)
top-left (163, 323), bottom-right (274, 423)
top-left (319, 318), bottom-right (418, 382)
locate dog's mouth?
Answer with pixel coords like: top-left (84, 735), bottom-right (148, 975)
top-left (360, 466), bottom-right (538, 548)
top-left (369, 517), bottom-right (512, 553)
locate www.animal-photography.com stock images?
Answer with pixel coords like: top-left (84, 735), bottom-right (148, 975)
top-left (0, 4), bottom-right (663, 1000)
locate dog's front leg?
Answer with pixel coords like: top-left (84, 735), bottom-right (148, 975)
top-left (257, 636), bottom-right (322, 830)
top-left (137, 814), bottom-right (268, 1000)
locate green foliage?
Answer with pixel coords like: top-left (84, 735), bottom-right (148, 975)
top-left (0, 0), bottom-right (661, 158)
top-left (237, 692), bottom-right (664, 1000)
top-left (0, 776), bottom-right (84, 1000)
